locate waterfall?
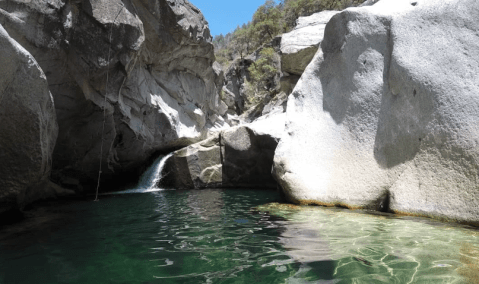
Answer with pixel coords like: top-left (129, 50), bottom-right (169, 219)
top-left (137, 153), bottom-right (173, 190)
top-left (104, 153), bottom-right (173, 195)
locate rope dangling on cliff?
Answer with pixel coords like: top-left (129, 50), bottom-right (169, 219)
top-left (95, 4), bottom-right (125, 202)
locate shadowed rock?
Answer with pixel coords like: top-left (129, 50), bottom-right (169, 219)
top-left (0, 0), bottom-right (226, 191)
top-left (162, 114), bottom-right (285, 189)
top-left (0, 25), bottom-right (58, 213)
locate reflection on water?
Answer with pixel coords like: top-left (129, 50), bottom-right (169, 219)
top-left (186, 189), bottom-right (224, 221)
top-left (0, 190), bottom-right (478, 283)
top-left (458, 243), bottom-right (479, 283)
top-left (257, 203), bottom-right (479, 283)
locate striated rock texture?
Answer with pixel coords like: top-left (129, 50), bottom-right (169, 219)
top-left (162, 114), bottom-right (285, 189)
top-left (0, 25), bottom-right (58, 213)
top-left (280, 10), bottom-right (339, 76)
top-left (0, 0), bottom-right (226, 190)
top-left (274, 0), bottom-right (479, 223)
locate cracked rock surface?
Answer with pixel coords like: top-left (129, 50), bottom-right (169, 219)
top-left (0, 0), bottom-right (226, 191)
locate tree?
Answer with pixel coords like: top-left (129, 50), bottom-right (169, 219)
top-left (251, 0), bottom-right (283, 45)
top-left (281, 0), bottom-right (363, 31)
top-left (232, 24), bottom-right (253, 59)
top-left (212, 0), bottom-right (365, 72)
top-left (248, 47), bottom-right (278, 91)
top-left (212, 33), bottom-right (225, 50)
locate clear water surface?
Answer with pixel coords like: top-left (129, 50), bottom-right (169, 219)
top-left (0, 189), bottom-right (478, 284)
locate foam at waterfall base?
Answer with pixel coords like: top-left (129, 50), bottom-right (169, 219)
top-left (101, 153), bottom-right (173, 195)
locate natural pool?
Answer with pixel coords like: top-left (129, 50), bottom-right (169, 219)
top-left (0, 189), bottom-right (478, 283)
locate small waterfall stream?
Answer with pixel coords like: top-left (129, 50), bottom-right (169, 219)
top-left (105, 153), bottom-right (173, 194)
top-left (137, 153), bottom-right (173, 189)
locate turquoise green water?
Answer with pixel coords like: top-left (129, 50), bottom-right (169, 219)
top-left (0, 189), bottom-right (478, 283)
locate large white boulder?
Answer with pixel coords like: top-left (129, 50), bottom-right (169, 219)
top-left (280, 10), bottom-right (339, 76)
top-left (273, 0), bottom-right (479, 223)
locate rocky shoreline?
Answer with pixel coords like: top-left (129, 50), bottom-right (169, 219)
top-left (1, 0), bottom-right (479, 225)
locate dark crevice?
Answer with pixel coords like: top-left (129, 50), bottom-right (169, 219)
top-left (0, 207), bottom-right (24, 226)
top-left (377, 189), bottom-right (391, 213)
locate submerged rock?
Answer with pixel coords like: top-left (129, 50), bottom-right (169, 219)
top-left (0, 0), bottom-right (225, 190)
top-left (0, 25), bottom-right (58, 213)
top-left (274, 0), bottom-right (479, 223)
top-left (162, 114), bottom-right (285, 189)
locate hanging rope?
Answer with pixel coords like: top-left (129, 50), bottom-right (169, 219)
top-left (95, 4), bottom-right (125, 201)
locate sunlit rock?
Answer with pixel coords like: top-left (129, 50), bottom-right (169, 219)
top-left (162, 114), bottom-right (285, 189)
top-left (273, 0), bottom-right (479, 223)
top-left (280, 10), bottom-right (339, 76)
top-left (0, 0), bottom-right (225, 190)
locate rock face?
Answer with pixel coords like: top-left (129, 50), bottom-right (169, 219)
top-left (239, 90), bottom-right (288, 123)
top-left (274, 0), bottom-right (479, 223)
top-left (360, 0), bottom-right (381, 6)
top-left (0, 0), bottom-right (225, 190)
top-left (223, 58), bottom-right (254, 114)
top-left (162, 114), bottom-right (285, 189)
top-left (222, 37), bottom-right (284, 116)
top-left (222, 12), bottom-right (340, 124)
top-left (280, 10), bottom-right (339, 76)
top-left (0, 25), bottom-right (58, 213)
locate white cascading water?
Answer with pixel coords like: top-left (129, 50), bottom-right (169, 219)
top-left (105, 153), bottom-right (173, 194)
top-left (137, 153), bottom-right (173, 190)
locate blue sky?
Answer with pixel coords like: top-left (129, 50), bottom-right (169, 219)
top-left (191, 0), bottom-right (267, 37)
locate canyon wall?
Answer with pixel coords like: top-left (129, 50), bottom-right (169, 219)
top-left (0, 0), bottom-right (226, 192)
top-left (161, 114), bottom-right (285, 189)
top-left (0, 25), bottom-right (58, 213)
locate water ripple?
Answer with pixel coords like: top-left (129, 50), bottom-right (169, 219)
top-left (0, 190), bottom-right (478, 283)
top-left (257, 202), bottom-right (479, 283)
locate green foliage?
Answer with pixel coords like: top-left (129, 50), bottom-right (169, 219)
top-left (213, 0), bottom-right (364, 65)
top-left (243, 80), bottom-right (258, 106)
top-left (215, 48), bottom-right (232, 67)
top-left (244, 47), bottom-right (278, 107)
top-left (213, 0), bottom-right (364, 108)
top-left (251, 0), bottom-right (284, 44)
top-left (248, 47), bottom-right (278, 88)
top-left (281, 0), bottom-right (362, 29)
top-left (232, 25), bottom-right (254, 59)
top-left (219, 88), bottom-right (225, 101)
